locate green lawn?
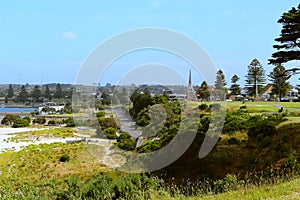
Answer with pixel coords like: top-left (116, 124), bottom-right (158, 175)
top-left (225, 101), bottom-right (300, 112)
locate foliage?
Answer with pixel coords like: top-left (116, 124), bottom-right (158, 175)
top-left (268, 65), bottom-right (291, 101)
top-left (199, 103), bottom-right (209, 111)
top-left (116, 132), bottom-right (136, 151)
top-left (48, 119), bottom-right (63, 125)
top-left (12, 117), bottom-right (30, 128)
top-left (16, 85), bottom-right (29, 103)
top-left (229, 75), bottom-right (241, 95)
top-left (31, 85), bottom-right (42, 102)
top-left (63, 117), bottom-right (75, 127)
top-left (59, 154), bottom-right (71, 162)
top-left (101, 91), bottom-right (112, 105)
top-left (222, 111), bottom-right (250, 135)
top-left (214, 69), bottom-right (227, 90)
top-left (197, 81), bottom-right (210, 101)
top-left (1, 114), bottom-right (19, 125)
top-left (98, 117), bottom-right (118, 130)
top-left (33, 117), bottom-right (46, 124)
top-left (54, 83), bottom-right (64, 99)
top-left (7, 84), bottom-right (14, 98)
top-left (43, 85), bottom-right (51, 100)
top-left (213, 174), bottom-right (238, 193)
top-left (269, 4), bottom-right (300, 65)
top-left (245, 59), bottom-right (266, 97)
top-left (103, 127), bottom-right (117, 139)
top-left (96, 111), bottom-right (106, 118)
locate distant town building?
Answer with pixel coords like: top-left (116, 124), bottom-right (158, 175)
top-left (187, 70), bottom-right (196, 101)
top-left (38, 102), bottom-right (64, 114)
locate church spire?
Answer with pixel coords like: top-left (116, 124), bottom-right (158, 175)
top-left (189, 69), bottom-right (192, 86)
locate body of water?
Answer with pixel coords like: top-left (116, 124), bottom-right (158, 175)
top-left (0, 107), bottom-right (37, 113)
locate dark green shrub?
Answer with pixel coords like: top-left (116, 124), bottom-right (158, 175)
top-left (1, 114), bottom-right (19, 125)
top-left (63, 118), bottom-right (75, 127)
top-left (98, 117), bottom-right (118, 130)
top-left (96, 111), bottom-right (106, 118)
top-left (213, 174), bottom-right (238, 193)
top-left (33, 117), bottom-right (46, 124)
top-left (12, 118), bottom-right (30, 128)
top-left (227, 137), bottom-right (239, 145)
top-left (199, 103), bottom-right (209, 111)
top-left (240, 105), bottom-right (247, 109)
top-left (117, 132), bottom-right (136, 151)
top-left (59, 154), bottom-right (70, 162)
top-left (103, 127), bottom-right (117, 139)
top-left (48, 119), bottom-right (63, 125)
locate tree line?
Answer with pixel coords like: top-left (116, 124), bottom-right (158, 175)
top-left (4, 83), bottom-right (72, 104)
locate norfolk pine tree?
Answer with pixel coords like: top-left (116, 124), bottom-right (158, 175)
top-left (245, 59), bottom-right (266, 98)
top-left (268, 65), bottom-right (291, 101)
top-left (229, 75), bottom-right (241, 95)
top-left (269, 4), bottom-right (300, 65)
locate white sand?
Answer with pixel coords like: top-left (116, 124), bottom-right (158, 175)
top-left (0, 127), bottom-right (82, 152)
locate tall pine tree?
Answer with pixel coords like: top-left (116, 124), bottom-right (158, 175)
top-left (16, 85), bottom-right (28, 103)
top-left (54, 83), bottom-right (63, 99)
top-left (229, 75), bottom-right (241, 95)
top-left (7, 84), bottom-right (14, 98)
top-left (269, 4), bottom-right (300, 65)
top-left (245, 59), bottom-right (266, 98)
top-left (268, 65), bottom-right (291, 101)
top-left (214, 69), bottom-right (226, 90)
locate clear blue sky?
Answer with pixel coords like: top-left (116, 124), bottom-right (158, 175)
top-left (0, 1), bottom-right (299, 86)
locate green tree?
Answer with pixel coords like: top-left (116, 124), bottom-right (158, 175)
top-left (7, 84), bottom-right (14, 98)
top-left (101, 91), bottom-right (112, 105)
top-left (197, 81), bottom-right (210, 101)
top-left (229, 75), bottom-right (241, 95)
top-left (44, 85), bottom-right (51, 100)
top-left (214, 69), bottom-right (227, 90)
top-left (16, 85), bottom-right (28, 103)
top-left (269, 65), bottom-right (291, 101)
top-left (54, 83), bottom-right (63, 99)
top-left (245, 59), bottom-right (266, 98)
top-left (31, 85), bottom-right (42, 102)
top-left (269, 4), bottom-right (300, 65)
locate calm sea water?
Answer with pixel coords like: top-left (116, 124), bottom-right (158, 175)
top-left (0, 107), bottom-right (36, 113)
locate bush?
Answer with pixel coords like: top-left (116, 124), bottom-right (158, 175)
top-left (103, 127), bottom-right (117, 139)
top-left (213, 174), bottom-right (238, 193)
top-left (59, 154), bottom-right (70, 162)
top-left (240, 105), bottom-right (247, 109)
top-left (227, 137), bottom-right (239, 145)
top-left (199, 103), bottom-right (209, 111)
top-left (96, 111), bottom-right (106, 118)
top-left (63, 118), bottom-right (75, 127)
top-left (48, 119), bottom-right (63, 125)
top-left (1, 114), bottom-right (19, 125)
top-left (33, 117), bottom-right (46, 124)
top-left (98, 117), bottom-right (118, 130)
top-left (12, 118), bottom-right (30, 128)
top-left (116, 132), bottom-right (136, 151)
top-left (23, 116), bottom-right (31, 124)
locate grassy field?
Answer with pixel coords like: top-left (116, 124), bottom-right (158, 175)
top-left (151, 177), bottom-right (300, 200)
top-left (225, 101), bottom-right (300, 112)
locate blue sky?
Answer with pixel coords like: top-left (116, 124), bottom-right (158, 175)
top-left (0, 1), bottom-right (299, 86)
